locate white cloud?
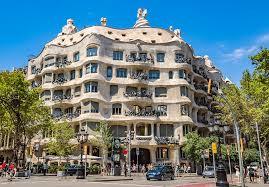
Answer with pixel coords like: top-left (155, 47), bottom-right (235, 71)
top-left (221, 33), bottom-right (269, 63)
top-left (223, 45), bottom-right (258, 62)
top-left (257, 33), bottom-right (269, 43)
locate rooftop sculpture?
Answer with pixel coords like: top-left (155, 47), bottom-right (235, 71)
top-left (58, 18), bottom-right (77, 36)
top-left (133, 8), bottom-right (150, 28)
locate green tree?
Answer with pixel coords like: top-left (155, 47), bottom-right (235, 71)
top-left (0, 70), bottom-right (52, 167)
top-left (182, 132), bottom-right (216, 171)
top-left (221, 144), bottom-right (238, 162)
top-left (216, 48), bottom-right (269, 164)
top-left (93, 121), bottom-right (113, 169)
top-left (47, 122), bottom-right (75, 165)
top-left (243, 148), bottom-right (260, 165)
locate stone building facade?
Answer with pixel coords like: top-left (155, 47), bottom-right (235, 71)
top-left (1, 8), bottom-right (228, 166)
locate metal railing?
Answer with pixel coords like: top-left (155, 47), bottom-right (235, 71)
top-left (126, 55), bottom-right (154, 64)
top-left (52, 94), bottom-right (73, 101)
top-left (174, 57), bottom-right (192, 64)
top-left (130, 72), bottom-right (149, 81)
top-left (125, 109), bottom-right (167, 117)
top-left (123, 90), bottom-right (152, 98)
top-left (52, 77), bottom-right (67, 85)
top-left (154, 136), bottom-right (179, 145)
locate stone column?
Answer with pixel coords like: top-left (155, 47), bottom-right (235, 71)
top-left (157, 124), bottom-right (160, 137)
top-left (3, 134), bottom-right (6, 148)
top-left (133, 123), bottom-right (137, 139)
top-left (112, 66), bottom-right (116, 77)
top-left (150, 148), bottom-right (156, 163)
top-left (151, 123), bottom-right (154, 138)
top-left (6, 133), bottom-right (10, 148)
top-left (145, 124), bottom-right (148, 136)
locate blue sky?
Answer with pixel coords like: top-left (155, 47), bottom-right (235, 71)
top-left (1, 0), bottom-right (269, 84)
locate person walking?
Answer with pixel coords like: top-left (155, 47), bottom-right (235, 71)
top-left (124, 163), bottom-right (127, 177)
top-left (141, 164), bottom-right (146, 176)
top-left (43, 163), bottom-right (48, 176)
top-left (248, 167), bottom-right (255, 183)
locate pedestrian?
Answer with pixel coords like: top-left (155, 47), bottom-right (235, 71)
top-left (43, 163), bottom-right (48, 176)
top-left (187, 165), bottom-right (191, 173)
top-left (7, 162), bottom-right (16, 180)
top-left (183, 164), bottom-right (187, 173)
top-left (141, 164), bottom-right (145, 175)
top-left (2, 161), bottom-right (7, 177)
top-left (124, 163), bottom-right (127, 177)
top-left (248, 167), bottom-right (255, 183)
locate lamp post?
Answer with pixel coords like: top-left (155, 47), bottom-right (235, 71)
top-left (76, 127), bottom-right (89, 179)
top-left (125, 130), bottom-right (135, 177)
top-left (208, 122), bottom-right (230, 187)
top-left (218, 89), bottom-right (245, 187)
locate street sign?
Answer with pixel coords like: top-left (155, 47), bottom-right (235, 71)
top-left (136, 148), bottom-right (139, 155)
top-left (212, 143), bottom-right (217, 154)
top-left (123, 149), bottom-right (128, 155)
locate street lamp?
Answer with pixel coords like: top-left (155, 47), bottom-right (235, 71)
top-left (218, 89), bottom-right (245, 187)
top-left (76, 127), bottom-right (89, 179)
top-left (208, 122), bottom-right (230, 187)
top-left (125, 130), bottom-right (135, 177)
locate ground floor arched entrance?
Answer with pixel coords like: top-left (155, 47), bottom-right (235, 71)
top-left (131, 148), bottom-right (150, 165)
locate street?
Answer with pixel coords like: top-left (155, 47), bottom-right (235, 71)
top-left (1, 175), bottom-right (269, 187)
top-left (0, 175), bottom-right (214, 187)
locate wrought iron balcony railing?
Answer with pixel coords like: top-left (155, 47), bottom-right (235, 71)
top-left (52, 77), bottom-right (67, 85)
top-left (130, 72), bottom-right (149, 81)
top-left (174, 57), bottom-right (192, 64)
top-left (126, 55), bottom-right (154, 64)
top-left (154, 136), bottom-right (179, 145)
top-left (125, 109), bottom-right (167, 117)
top-left (194, 84), bottom-right (208, 92)
top-left (197, 119), bottom-right (208, 124)
top-left (124, 90), bottom-right (152, 98)
top-left (194, 98), bottom-right (208, 107)
top-left (52, 94), bottom-right (73, 101)
top-left (54, 60), bottom-right (72, 68)
top-left (136, 136), bottom-right (152, 141)
top-left (53, 111), bottom-right (80, 121)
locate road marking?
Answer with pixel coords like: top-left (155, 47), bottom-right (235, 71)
top-left (85, 181), bottom-right (159, 187)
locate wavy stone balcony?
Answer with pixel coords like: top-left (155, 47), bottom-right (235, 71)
top-left (154, 136), bottom-right (179, 145)
top-left (126, 55), bottom-right (154, 65)
top-left (125, 108), bottom-right (167, 117)
top-left (174, 57), bottom-right (192, 65)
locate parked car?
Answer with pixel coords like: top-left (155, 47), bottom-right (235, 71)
top-left (146, 165), bottom-right (175, 181)
top-left (65, 165), bottom-right (89, 176)
top-left (202, 166), bottom-right (215, 178)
